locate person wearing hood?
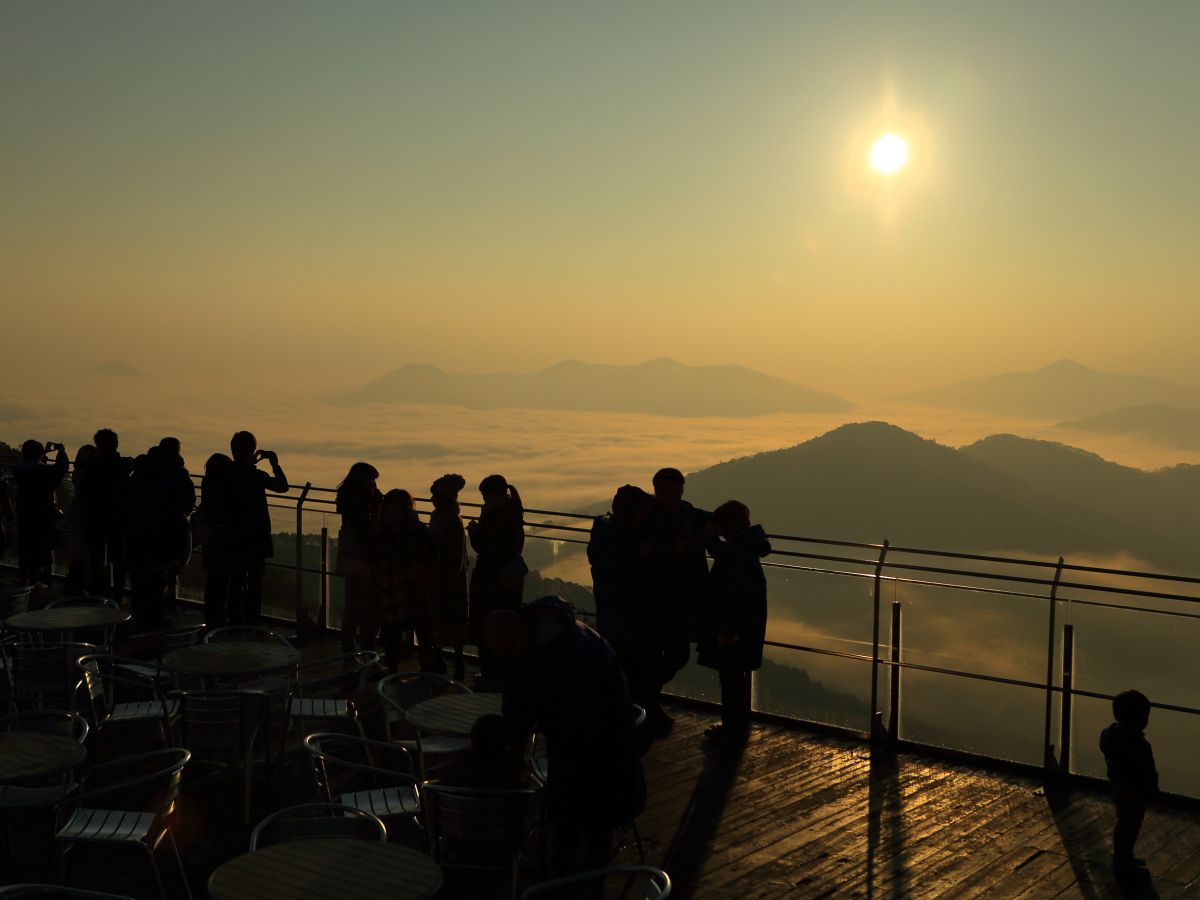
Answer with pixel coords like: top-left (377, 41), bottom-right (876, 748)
top-left (697, 500), bottom-right (771, 743)
top-left (125, 442), bottom-right (196, 627)
top-left (588, 484), bottom-right (653, 695)
top-left (488, 596), bottom-right (646, 876)
top-left (1099, 689), bottom-right (1158, 879)
top-left (638, 467), bottom-right (712, 735)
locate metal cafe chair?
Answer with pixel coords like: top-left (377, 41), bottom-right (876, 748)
top-left (119, 624), bottom-right (206, 687)
top-left (248, 802), bottom-right (387, 851)
top-left (4, 642), bottom-right (94, 713)
top-left (0, 886), bottom-right (135, 899)
top-left (173, 690), bottom-right (269, 823)
top-left (75, 654), bottom-right (179, 748)
top-left (376, 671), bottom-right (472, 776)
top-left (304, 732), bottom-right (423, 826)
top-left (54, 748), bottom-right (192, 900)
top-left (284, 650), bottom-right (379, 744)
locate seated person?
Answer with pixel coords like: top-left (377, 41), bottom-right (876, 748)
top-left (437, 714), bottom-right (528, 789)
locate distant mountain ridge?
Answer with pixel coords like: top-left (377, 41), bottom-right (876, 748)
top-left (336, 358), bottom-right (851, 417)
top-left (87, 361), bottom-right (144, 377)
top-left (681, 421), bottom-right (1199, 572)
top-left (894, 359), bottom-right (1200, 420)
top-left (1060, 404), bottom-right (1200, 451)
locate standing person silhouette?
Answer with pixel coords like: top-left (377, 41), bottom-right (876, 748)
top-left (335, 462), bottom-right (382, 653)
top-left (217, 432), bottom-right (288, 625)
top-left (81, 428), bottom-right (131, 600)
top-left (197, 453), bottom-right (233, 627)
top-left (64, 444), bottom-right (96, 592)
top-left (13, 440), bottom-right (69, 585)
top-left (370, 489), bottom-right (435, 672)
top-left (126, 442), bottom-right (195, 628)
top-left (428, 473), bottom-right (469, 681)
top-left (697, 500), bottom-right (770, 743)
top-left (638, 467), bottom-right (712, 736)
top-left (468, 474), bottom-right (526, 683)
top-left (588, 484), bottom-right (654, 701)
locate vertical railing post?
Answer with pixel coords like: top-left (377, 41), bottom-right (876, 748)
top-left (1043, 557), bottom-right (1065, 772)
top-left (319, 525), bottom-right (330, 631)
top-left (888, 600), bottom-right (902, 743)
top-left (1059, 623), bottom-right (1075, 776)
top-left (294, 482), bottom-right (311, 623)
top-left (869, 540), bottom-right (890, 744)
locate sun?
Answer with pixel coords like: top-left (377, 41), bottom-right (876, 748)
top-left (870, 133), bottom-right (909, 175)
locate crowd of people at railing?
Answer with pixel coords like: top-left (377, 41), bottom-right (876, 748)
top-left (0, 428), bottom-right (1164, 881)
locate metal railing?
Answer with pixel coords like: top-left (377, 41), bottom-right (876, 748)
top-left (5, 458), bottom-right (1199, 794)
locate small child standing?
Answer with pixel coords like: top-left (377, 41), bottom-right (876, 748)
top-left (1099, 689), bottom-right (1158, 878)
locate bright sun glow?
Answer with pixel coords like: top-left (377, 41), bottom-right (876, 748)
top-left (870, 133), bottom-right (909, 175)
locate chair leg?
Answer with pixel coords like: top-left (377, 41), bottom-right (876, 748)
top-left (244, 757), bottom-right (253, 824)
top-left (143, 843), bottom-right (167, 899)
top-left (167, 827), bottom-right (194, 900)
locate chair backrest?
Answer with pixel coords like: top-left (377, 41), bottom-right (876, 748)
top-left (46, 595), bottom-right (121, 611)
top-left (76, 654), bottom-right (165, 721)
top-left (204, 626), bottom-right (294, 649)
top-left (73, 748), bottom-right (191, 824)
top-left (9, 642), bottom-right (94, 711)
top-left (303, 732), bottom-right (416, 802)
top-left (175, 691), bottom-right (268, 759)
top-left (296, 651), bottom-right (379, 696)
top-left (0, 885), bottom-right (136, 899)
top-left (376, 671), bottom-right (470, 740)
top-left (0, 708), bottom-right (90, 744)
top-left (248, 802), bottom-right (387, 851)
top-left (519, 866), bottom-right (672, 900)
top-left (422, 783), bottom-right (541, 871)
top-left (159, 624), bottom-right (205, 655)
top-left (0, 585), bottom-right (32, 619)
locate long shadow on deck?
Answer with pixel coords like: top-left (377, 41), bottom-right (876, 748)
top-left (1048, 785), bottom-right (1160, 900)
top-left (866, 752), bottom-right (909, 899)
top-left (660, 740), bottom-right (746, 900)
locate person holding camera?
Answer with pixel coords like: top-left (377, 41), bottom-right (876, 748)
top-left (13, 439), bottom-right (69, 584)
top-left (207, 431), bottom-right (288, 625)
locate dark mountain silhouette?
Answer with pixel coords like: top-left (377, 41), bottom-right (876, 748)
top-left (336, 358), bottom-right (851, 416)
top-left (1059, 404), bottom-right (1200, 450)
top-left (893, 359), bottom-right (1200, 420)
top-left (87, 361), bottom-right (144, 377)
top-left (681, 422), bottom-right (1196, 571)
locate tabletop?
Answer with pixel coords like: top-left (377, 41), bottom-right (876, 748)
top-left (163, 643), bottom-right (300, 678)
top-left (0, 732), bottom-right (87, 783)
top-left (405, 692), bottom-right (503, 736)
top-left (4, 607), bottom-right (130, 632)
top-left (207, 838), bottom-right (443, 900)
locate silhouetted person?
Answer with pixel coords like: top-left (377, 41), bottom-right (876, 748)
top-left (0, 473), bottom-right (12, 561)
top-left (489, 597), bottom-right (645, 876)
top-left (428, 474), bottom-right (469, 681)
top-left (1100, 689), bottom-right (1158, 880)
top-left (197, 453), bottom-right (233, 626)
top-left (80, 428), bottom-right (131, 599)
top-left (13, 440), bottom-right (68, 584)
top-left (437, 714), bottom-right (528, 789)
top-left (588, 484), bottom-right (654, 698)
top-left (370, 489), bottom-right (435, 673)
top-left (214, 431), bottom-right (288, 625)
top-left (698, 500), bottom-right (770, 743)
top-left (126, 443), bottom-right (196, 628)
top-left (64, 444), bottom-right (96, 592)
top-left (157, 437), bottom-right (190, 610)
top-left (638, 467), bottom-right (711, 735)
top-left (336, 462), bottom-right (382, 652)
top-left (468, 474), bottom-right (526, 682)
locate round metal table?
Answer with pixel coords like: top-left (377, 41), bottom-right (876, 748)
top-left (163, 643), bottom-right (300, 679)
top-left (208, 838), bottom-right (443, 900)
top-left (0, 732), bottom-right (87, 783)
top-left (4, 607), bottom-right (130, 634)
top-left (405, 692), bottom-right (503, 737)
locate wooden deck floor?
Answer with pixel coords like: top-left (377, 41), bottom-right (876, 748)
top-left (633, 708), bottom-right (1200, 899)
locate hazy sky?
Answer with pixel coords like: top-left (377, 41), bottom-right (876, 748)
top-left (4, 2), bottom-right (1199, 397)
